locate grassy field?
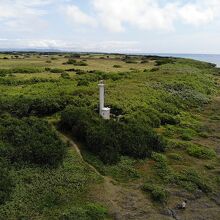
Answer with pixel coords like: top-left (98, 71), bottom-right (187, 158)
top-left (0, 52), bottom-right (220, 219)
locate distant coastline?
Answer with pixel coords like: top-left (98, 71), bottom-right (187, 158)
top-left (140, 53), bottom-right (220, 67)
top-left (1, 49), bottom-right (220, 67)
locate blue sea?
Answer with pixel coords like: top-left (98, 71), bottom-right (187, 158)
top-left (142, 53), bottom-right (220, 67)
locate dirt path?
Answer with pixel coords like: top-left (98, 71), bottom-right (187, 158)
top-left (59, 132), bottom-right (101, 176)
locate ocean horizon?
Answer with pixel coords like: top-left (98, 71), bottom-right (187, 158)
top-left (140, 53), bottom-right (220, 67)
top-left (1, 49), bottom-right (220, 67)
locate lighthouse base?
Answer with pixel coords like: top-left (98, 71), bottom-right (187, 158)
top-left (100, 107), bottom-right (111, 120)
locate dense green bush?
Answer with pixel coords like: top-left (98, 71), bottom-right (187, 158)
top-left (85, 120), bottom-right (121, 164)
top-left (123, 108), bottom-right (161, 128)
top-left (186, 144), bottom-right (216, 159)
top-left (120, 122), bottom-right (166, 158)
top-left (151, 152), bottom-right (173, 182)
top-left (175, 168), bottom-right (212, 193)
top-left (142, 183), bottom-right (168, 203)
top-left (168, 153), bottom-right (183, 161)
top-left (61, 72), bottom-right (71, 79)
top-left (76, 61), bottom-right (88, 66)
top-left (49, 68), bottom-right (65, 73)
top-left (0, 77), bottom-right (57, 86)
top-left (104, 157), bottom-right (140, 182)
top-left (0, 158), bottom-right (14, 205)
top-left (59, 203), bottom-right (107, 220)
top-left (64, 58), bottom-right (77, 64)
top-left (164, 82), bottom-right (210, 106)
top-left (64, 58), bottom-right (88, 66)
top-left (0, 116), bottom-right (67, 166)
top-left (150, 67), bottom-right (159, 72)
top-left (60, 106), bottom-right (166, 164)
top-left (0, 69), bottom-right (8, 76)
top-left (0, 67), bottom-right (42, 74)
top-left (77, 78), bottom-right (90, 86)
top-left (0, 95), bottom-right (73, 117)
top-left (155, 58), bottom-right (175, 66)
top-left (113, 65), bottom-right (121, 68)
top-left (160, 113), bottom-right (180, 125)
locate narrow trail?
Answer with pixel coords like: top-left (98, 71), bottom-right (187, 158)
top-left (58, 131), bottom-right (172, 220)
top-left (59, 132), bottom-right (101, 176)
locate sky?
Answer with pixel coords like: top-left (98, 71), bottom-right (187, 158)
top-left (0, 0), bottom-right (220, 54)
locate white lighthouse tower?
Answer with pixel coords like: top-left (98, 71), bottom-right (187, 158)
top-left (98, 80), bottom-right (110, 119)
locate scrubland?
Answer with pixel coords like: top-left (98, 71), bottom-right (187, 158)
top-left (0, 52), bottom-right (220, 219)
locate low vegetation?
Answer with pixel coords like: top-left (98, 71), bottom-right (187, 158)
top-left (0, 52), bottom-right (219, 218)
top-left (186, 144), bottom-right (216, 159)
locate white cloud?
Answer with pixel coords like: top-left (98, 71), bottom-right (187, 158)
top-left (92, 0), bottom-right (177, 32)
top-left (1, 0), bottom-right (219, 34)
top-left (94, 0), bottom-right (220, 32)
top-left (63, 0), bottom-right (220, 32)
top-left (64, 4), bottom-right (97, 27)
top-left (0, 0), bottom-right (51, 32)
top-left (83, 41), bottom-right (140, 52)
top-left (178, 3), bottom-right (214, 26)
top-left (0, 38), bottom-right (140, 53)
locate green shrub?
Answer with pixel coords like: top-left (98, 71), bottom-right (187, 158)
top-left (141, 60), bottom-right (148, 64)
top-left (160, 113), bottom-right (180, 125)
top-left (186, 144), bottom-right (216, 159)
top-left (69, 54), bottom-right (81, 58)
top-left (85, 120), bottom-right (121, 164)
top-left (75, 61), bottom-right (88, 66)
top-left (175, 168), bottom-right (212, 193)
top-left (13, 67), bottom-right (42, 73)
top-left (61, 72), bottom-right (71, 79)
top-left (142, 183), bottom-right (168, 203)
top-left (0, 96), bottom-right (71, 117)
top-left (151, 153), bottom-right (173, 181)
top-left (113, 65), bottom-right (121, 68)
top-left (50, 68), bottom-right (65, 73)
top-left (85, 203), bottom-right (108, 220)
top-left (60, 107), bottom-right (166, 164)
top-left (204, 164), bottom-right (215, 170)
top-left (104, 157), bottom-right (140, 181)
top-left (64, 59), bottom-right (88, 66)
top-left (0, 69), bottom-right (9, 76)
top-left (0, 116), bottom-right (67, 166)
top-left (180, 128), bottom-right (196, 141)
top-left (77, 79), bottom-right (89, 86)
top-left (150, 67), bottom-right (159, 72)
top-left (155, 58), bottom-right (175, 66)
top-left (164, 82), bottom-right (210, 106)
top-left (120, 123), bottom-right (166, 159)
top-left (0, 158), bottom-right (14, 205)
top-left (65, 58), bottom-right (77, 64)
top-left (59, 207), bottom-right (88, 220)
top-left (199, 132), bottom-right (209, 138)
top-left (124, 108), bottom-right (161, 128)
top-left (168, 153), bottom-right (183, 161)
top-left (59, 204), bottom-right (107, 220)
